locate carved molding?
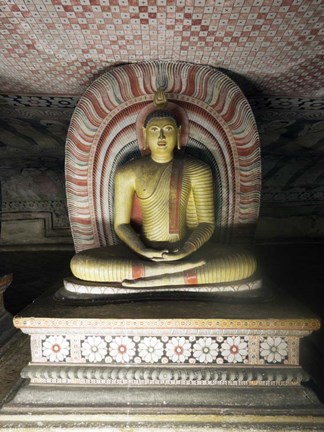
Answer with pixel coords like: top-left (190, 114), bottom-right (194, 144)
top-left (22, 364), bottom-right (307, 386)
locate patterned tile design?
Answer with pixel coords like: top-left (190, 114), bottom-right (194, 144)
top-left (0, 0), bottom-right (323, 96)
top-left (35, 333), bottom-right (294, 366)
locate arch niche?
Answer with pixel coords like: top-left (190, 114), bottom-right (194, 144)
top-left (65, 62), bottom-right (261, 253)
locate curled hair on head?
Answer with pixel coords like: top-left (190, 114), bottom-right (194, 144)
top-left (144, 110), bottom-right (179, 128)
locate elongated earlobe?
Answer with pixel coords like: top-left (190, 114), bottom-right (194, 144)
top-left (177, 126), bottom-right (182, 150)
top-left (142, 127), bottom-right (147, 150)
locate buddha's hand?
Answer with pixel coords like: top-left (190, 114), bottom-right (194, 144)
top-left (139, 248), bottom-right (170, 261)
top-left (152, 242), bottom-right (196, 262)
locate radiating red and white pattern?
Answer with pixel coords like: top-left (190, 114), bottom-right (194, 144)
top-left (66, 61), bottom-right (261, 252)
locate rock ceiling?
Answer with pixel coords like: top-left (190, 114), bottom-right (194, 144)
top-left (0, 0), bottom-right (323, 97)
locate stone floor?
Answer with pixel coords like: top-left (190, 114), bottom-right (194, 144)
top-left (0, 333), bottom-right (29, 404)
top-left (0, 243), bottom-right (324, 401)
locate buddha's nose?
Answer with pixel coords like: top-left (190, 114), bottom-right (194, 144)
top-left (159, 128), bottom-right (165, 139)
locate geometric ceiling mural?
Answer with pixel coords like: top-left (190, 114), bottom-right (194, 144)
top-left (0, 0), bottom-right (323, 96)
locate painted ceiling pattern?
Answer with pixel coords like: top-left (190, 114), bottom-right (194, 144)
top-left (0, 0), bottom-right (323, 96)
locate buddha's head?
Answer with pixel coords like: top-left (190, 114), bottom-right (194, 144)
top-left (143, 110), bottom-right (181, 159)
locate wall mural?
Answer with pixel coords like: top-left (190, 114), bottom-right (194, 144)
top-left (251, 98), bottom-right (324, 241)
top-left (0, 94), bottom-right (323, 247)
top-left (0, 97), bottom-right (73, 246)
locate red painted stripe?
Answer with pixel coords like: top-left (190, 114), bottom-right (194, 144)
top-left (132, 264), bottom-right (145, 280)
top-left (184, 269), bottom-right (198, 285)
top-left (169, 157), bottom-right (184, 235)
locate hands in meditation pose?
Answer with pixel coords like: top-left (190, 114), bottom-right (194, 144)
top-left (70, 94), bottom-right (257, 288)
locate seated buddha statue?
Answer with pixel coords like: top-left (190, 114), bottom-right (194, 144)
top-left (70, 91), bottom-right (257, 289)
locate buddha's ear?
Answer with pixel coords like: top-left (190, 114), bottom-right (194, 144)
top-left (177, 125), bottom-right (182, 150)
top-left (142, 126), bottom-right (146, 150)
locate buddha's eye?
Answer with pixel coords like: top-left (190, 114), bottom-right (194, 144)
top-left (149, 126), bottom-right (159, 132)
top-left (164, 126), bottom-right (174, 132)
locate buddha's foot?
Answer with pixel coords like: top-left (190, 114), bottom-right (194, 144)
top-left (121, 275), bottom-right (184, 288)
top-left (122, 260), bottom-right (205, 288)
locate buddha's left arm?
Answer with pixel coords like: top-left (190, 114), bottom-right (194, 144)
top-left (184, 163), bottom-right (215, 252)
top-left (157, 163), bottom-right (215, 262)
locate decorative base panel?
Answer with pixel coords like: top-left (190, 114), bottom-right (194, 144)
top-left (1, 286), bottom-right (324, 430)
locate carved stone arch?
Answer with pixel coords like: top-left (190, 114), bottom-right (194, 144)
top-left (66, 61), bottom-right (261, 253)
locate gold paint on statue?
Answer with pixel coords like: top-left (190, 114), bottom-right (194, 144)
top-left (70, 93), bottom-right (257, 287)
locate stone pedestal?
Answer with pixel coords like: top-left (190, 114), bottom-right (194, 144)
top-left (1, 287), bottom-right (324, 430)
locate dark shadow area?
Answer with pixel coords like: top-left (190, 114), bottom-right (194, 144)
top-left (255, 243), bottom-right (324, 402)
top-left (1, 250), bottom-right (74, 315)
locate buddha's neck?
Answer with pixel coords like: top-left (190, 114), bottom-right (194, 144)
top-left (150, 153), bottom-right (174, 164)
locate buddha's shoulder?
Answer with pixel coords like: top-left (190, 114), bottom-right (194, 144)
top-left (116, 157), bottom-right (149, 175)
top-left (183, 155), bottom-right (211, 172)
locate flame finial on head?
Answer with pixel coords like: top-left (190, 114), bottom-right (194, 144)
top-left (153, 89), bottom-right (168, 109)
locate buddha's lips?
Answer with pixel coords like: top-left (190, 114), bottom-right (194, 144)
top-left (157, 140), bottom-right (166, 147)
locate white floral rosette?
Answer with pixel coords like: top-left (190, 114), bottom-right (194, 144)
top-left (193, 337), bottom-right (218, 363)
top-left (220, 336), bottom-right (248, 363)
top-left (81, 336), bottom-right (107, 363)
top-left (42, 335), bottom-right (70, 362)
top-left (166, 337), bottom-right (191, 363)
top-left (260, 337), bottom-right (288, 363)
top-left (109, 336), bottom-right (136, 363)
top-left (138, 336), bottom-right (164, 363)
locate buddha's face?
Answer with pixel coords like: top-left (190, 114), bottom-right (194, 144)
top-left (144, 117), bottom-right (179, 158)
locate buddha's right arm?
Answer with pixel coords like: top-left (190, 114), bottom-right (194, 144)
top-left (114, 168), bottom-right (143, 254)
top-left (114, 168), bottom-right (166, 260)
